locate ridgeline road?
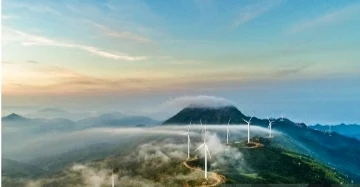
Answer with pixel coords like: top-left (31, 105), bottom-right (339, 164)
top-left (182, 157), bottom-right (225, 187)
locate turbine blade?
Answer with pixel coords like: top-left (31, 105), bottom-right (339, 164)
top-left (195, 144), bottom-right (205, 152)
top-left (242, 118), bottom-right (248, 123)
top-left (205, 145), bottom-right (211, 158)
top-left (249, 116), bottom-right (253, 122)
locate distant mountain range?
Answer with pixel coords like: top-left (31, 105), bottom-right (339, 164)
top-left (2, 111), bottom-right (159, 134)
top-left (78, 112), bottom-right (159, 127)
top-left (310, 124), bottom-right (360, 140)
top-left (25, 108), bottom-right (93, 121)
top-left (163, 105), bottom-right (360, 182)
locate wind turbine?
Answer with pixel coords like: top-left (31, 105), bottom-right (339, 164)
top-left (187, 121), bottom-right (191, 160)
top-left (280, 113), bottom-right (285, 121)
top-left (195, 124), bottom-right (212, 180)
top-left (111, 170), bottom-right (115, 187)
top-left (242, 116), bottom-right (253, 144)
top-left (226, 117), bottom-right (231, 144)
top-left (268, 117), bottom-right (274, 138)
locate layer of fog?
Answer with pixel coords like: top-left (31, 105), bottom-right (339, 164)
top-left (23, 132), bottom-right (249, 187)
top-left (3, 125), bottom-right (278, 162)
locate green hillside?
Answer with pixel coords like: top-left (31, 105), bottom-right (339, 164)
top-left (187, 137), bottom-right (351, 185)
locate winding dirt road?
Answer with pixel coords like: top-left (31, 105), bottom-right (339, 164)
top-left (182, 157), bottom-right (225, 187)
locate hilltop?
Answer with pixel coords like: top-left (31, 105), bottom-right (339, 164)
top-left (2, 113), bottom-right (28, 122)
top-left (163, 105), bottom-right (247, 124)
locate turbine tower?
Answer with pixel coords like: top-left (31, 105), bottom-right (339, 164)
top-left (111, 170), bottom-right (115, 187)
top-left (195, 124), bottom-right (212, 179)
top-left (187, 121), bottom-right (191, 160)
top-left (242, 116), bottom-right (253, 143)
top-left (268, 117), bottom-right (274, 138)
top-left (226, 117), bottom-right (231, 144)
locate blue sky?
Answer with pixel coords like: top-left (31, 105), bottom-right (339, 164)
top-left (2, 0), bottom-right (360, 124)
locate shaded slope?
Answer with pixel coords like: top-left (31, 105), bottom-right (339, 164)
top-left (2, 158), bottom-right (45, 178)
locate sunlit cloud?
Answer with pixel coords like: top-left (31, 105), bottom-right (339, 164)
top-left (3, 28), bottom-right (146, 61)
top-left (83, 19), bottom-right (152, 43)
top-left (288, 3), bottom-right (360, 34)
top-left (233, 0), bottom-right (283, 27)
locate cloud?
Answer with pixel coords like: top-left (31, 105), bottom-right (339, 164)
top-left (2, 15), bottom-right (20, 20)
top-left (274, 64), bottom-right (312, 77)
top-left (21, 138), bottom-right (201, 187)
top-left (83, 20), bottom-right (152, 43)
top-left (162, 95), bottom-right (235, 109)
top-left (195, 132), bottom-right (245, 170)
top-left (26, 60), bottom-right (39, 64)
top-left (4, 28), bottom-right (146, 61)
top-left (233, 0), bottom-right (282, 27)
top-left (289, 3), bottom-right (360, 33)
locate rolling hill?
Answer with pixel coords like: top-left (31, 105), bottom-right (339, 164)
top-left (188, 137), bottom-right (351, 184)
top-left (310, 124), bottom-right (360, 140)
top-left (78, 112), bottom-right (158, 127)
top-left (163, 105), bottom-right (360, 182)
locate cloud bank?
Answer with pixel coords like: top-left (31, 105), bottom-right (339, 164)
top-left (3, 28), bottom-right (146, 61)
top-left (162, 95), bottom-right (235, 109)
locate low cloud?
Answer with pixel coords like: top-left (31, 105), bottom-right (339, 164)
top-left (9, 126), bottom-right (279, 186)
top-left (288, 3), bottom-right (360, 33)
top-left (162, 95), bottom-right (234, 109)
top-left (233, 0), bottom-right (283, 27)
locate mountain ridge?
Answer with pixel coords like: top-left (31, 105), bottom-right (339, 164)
top-left (162, 105), bottom-right (360, 182)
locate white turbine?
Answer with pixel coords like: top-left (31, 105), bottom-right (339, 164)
top-left (280, 113), bottom-right (285, 121)
top-left (195, 124), bottom-right (211, 180)
top-left (111, 170), bottom-right (115, 187)
top-left (268, 117), bottom-right (274, 138)
top-left (226, 117), bottom-right (231, 144)
top-left (187, 121), bottom-right (191, 160)
top-left (242, 116), bottom-right (253, 143)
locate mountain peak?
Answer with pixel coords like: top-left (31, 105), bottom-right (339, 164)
top-left (163, 105), bottom-right (246, 125)
top-left (2, 113), bottom-right (28, 121)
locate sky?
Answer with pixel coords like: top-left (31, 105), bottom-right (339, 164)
top-left (2, 0), bottom-right (360, 124)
